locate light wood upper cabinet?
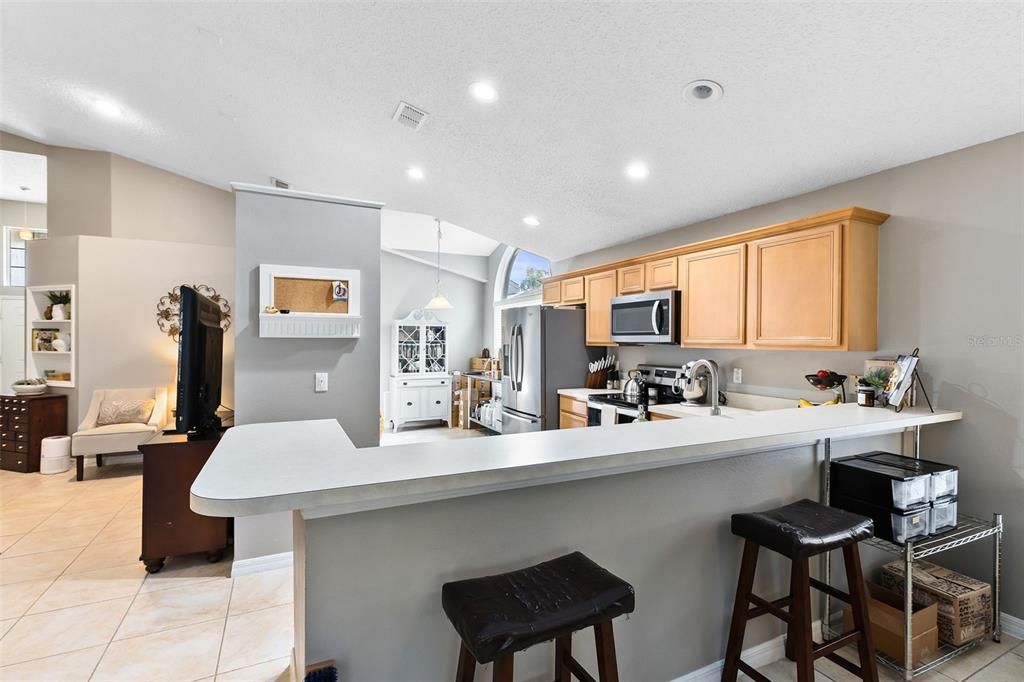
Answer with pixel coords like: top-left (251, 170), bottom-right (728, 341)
top-left (645, 257), bottom-right (679, 290)
top-left (561, 276), bottom-right (586, 304)
top-left (748, 223), bottom-right (843, 348)
top-left (584, 270), bottom-right (618, 347)
top-left (542, 280), bottom-right (562, 306)
top-left (540, 207), bottom-right (885, 351)
top-left (617, 264), bottom-right (645, 295)
top-left (680, 244), bottom-right (746, 347)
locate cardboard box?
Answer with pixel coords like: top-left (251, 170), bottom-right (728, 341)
top-left (842, 582), bottom-right (938, 667)
top-left (881, 560), bottom-right (992, 645)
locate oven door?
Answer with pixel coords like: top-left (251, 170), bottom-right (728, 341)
top-left (610, 291), bottom-right (679, 344)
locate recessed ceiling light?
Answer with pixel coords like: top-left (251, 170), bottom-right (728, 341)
top-left (625, 162), bottom-right (650, 181)
top-left (683, 79), bottom-right (723, 102)
top-left (469, 81), bottom-right (498, 103)
top-left (93, 98), bottom-right (123, 118)
top-left (406, 166), bottom-right (425, 181)
top-left (522, 215), bottom-right (540, 227)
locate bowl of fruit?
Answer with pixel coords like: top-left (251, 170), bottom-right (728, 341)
top-left (11, 378), bottom-right (48, 395)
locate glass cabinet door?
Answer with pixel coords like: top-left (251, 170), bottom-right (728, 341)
top-left (397, 325), bottom-right (421, 374)
top-left (424, 325), bottom-right (447, 374)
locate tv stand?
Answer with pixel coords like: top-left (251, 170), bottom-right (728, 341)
top-left (139, 433), bottom-right (230, 573)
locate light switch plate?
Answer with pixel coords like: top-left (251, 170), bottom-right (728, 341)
top-left (732, 368), bottom-right (743, 384)
top-left (315, 372), bottom-right (329, 393)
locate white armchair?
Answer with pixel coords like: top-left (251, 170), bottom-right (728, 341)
top-left (71, 387), bottom-right (168, 480)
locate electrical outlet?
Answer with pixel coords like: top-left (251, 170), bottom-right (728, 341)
top-left (315, 372), bottom-right (329, 393)
top-left (732, 368), bottom-right (743, 384)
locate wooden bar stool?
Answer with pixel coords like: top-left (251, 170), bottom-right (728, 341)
top-left (722, 499), bottom-right (879, 682)
top-left (442, 551), bottom-right (635, 682)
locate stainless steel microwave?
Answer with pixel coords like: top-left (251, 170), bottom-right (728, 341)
top-left (610, 290), bottom-right (680, 344)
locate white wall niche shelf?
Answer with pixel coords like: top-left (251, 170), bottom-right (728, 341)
top-left (25, 284), bottom-right (77, 388)
top-left (258, 264), bottom-right (362, 339)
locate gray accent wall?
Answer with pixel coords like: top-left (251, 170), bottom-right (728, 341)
top-left (556, 133), bottom-right (1024, 618)
top-left (234, 187), bottom-right (382, 560)
top-left (379, 251), bottom-right (484, 412)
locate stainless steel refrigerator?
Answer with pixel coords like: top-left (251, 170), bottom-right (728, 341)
top-left (501, 306), bottom-right (602, 433)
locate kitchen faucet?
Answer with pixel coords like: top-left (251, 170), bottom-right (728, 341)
top-left (688, 359), bottom-right (721, 416)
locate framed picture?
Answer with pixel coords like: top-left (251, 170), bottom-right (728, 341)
top-left (883, 352), bottom-right (920, 408)
top-left (32, 328), bottom-right (60, 352)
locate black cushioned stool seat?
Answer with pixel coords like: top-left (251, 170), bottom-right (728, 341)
top-left (724, 499), bottom-right (879, 682)
top-left (442, 551), bottom-right (634, 682)
top-left (731, 498), bottom-right (874, 559)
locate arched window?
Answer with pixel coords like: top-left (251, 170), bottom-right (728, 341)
top-left (500, 248), bottom-right (551, 301)
top-left (491, 247), bottom-right (553, 349)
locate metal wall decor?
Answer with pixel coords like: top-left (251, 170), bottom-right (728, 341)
top-left (156, 284), bottom-right (231, 342)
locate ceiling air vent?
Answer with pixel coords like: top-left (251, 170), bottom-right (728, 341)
top-left (392, 101), bottom-right (429, 131)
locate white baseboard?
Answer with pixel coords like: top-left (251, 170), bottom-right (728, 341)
top-left (231, 551), bottom-right (293, 577)
top-left (1002, 611), bottom-right (1024, 639)
top-left (671, 620), bottom-right (822, 682)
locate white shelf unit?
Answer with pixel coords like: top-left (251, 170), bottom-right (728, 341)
top-left (25, 285), bottom-right (76, 388)
top-left (388, 310), bottom-right (451, 430)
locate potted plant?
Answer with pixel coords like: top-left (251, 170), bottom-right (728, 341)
top-left (46, 290), bottom-right (71, 320)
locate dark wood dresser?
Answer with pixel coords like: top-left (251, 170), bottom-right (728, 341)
top-left (139, 433), bottom-right (230, 573)
top-left (1, 394), bottom-right (69, 473)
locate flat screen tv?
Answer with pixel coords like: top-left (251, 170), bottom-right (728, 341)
top-left (176, 285), bottom-right (223, 439)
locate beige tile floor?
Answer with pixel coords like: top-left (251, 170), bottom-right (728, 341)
top-left (0, 465), bottom-right (294, 682)
top-left (3, 464), bottom-right (1020, 681)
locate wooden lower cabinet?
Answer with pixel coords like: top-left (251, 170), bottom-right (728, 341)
top-left (140, 435), bottom-right (229, 574)
top-left (558, 396), bottom-right (588, 428)
top-left (649, 412), bottom-right (677, 421)
top-left (680, 244), bottom-right (746, 347)
top-left (748, 223), bottom-right (843, 348)
top-left (559, 411), bottom-right (587, 428)
top-left (584, 270), bottom-right (617, 346)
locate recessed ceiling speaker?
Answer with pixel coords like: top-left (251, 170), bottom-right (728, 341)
top-left (683, 80), bottom-right (724, 102)
top-left (393, 101), bottom-right (429, 130)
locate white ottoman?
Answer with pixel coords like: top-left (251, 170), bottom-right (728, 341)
top-left (40, 435), bottom-right (71, 474)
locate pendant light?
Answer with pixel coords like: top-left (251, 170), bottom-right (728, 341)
top-left (424, 218), bottom-right (453, 310)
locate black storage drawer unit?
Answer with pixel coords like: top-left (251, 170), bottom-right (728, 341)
top-left (831, 493), bottom-right (930, 545)
top-left (859, 451), bottom-right (959, 501)
top-left (831, 454), bottom-right (931, 511)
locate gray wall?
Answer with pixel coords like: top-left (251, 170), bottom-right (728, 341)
top-left (557, 133), bottom-right (1024, 618)
top-left (379, 251), bottom-right (485, 408)
top-left (234, 188), bottom-right (382, 560)
top-left (302, 431), bottom-right (900, 680)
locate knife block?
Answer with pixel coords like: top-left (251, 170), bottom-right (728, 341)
top-left (585, 369), bottom-right (609, 389)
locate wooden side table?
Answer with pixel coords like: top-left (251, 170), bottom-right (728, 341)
top-left (139, 433), bottom-right (230, 573)
top-left (1, 393), bottom-right (68, 473)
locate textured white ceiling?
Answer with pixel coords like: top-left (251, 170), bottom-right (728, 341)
top-left (1, 3), bottom-right (1021, 260)
top-left (381, 209), bottom-right (499, 256)
top-left (0, 151), bottom-right (46, 204)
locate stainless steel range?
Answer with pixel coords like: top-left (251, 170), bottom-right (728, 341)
top-left (586, 364), bottom-right (688, 425)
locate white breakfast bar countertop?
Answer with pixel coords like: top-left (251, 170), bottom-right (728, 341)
top-left (191, 404), bottom-right (961, 520)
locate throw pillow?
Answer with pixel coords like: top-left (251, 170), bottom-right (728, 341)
top-left (96, 398), bottom-right (156, 426)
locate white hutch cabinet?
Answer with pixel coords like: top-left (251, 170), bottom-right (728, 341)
top-left (388, 310), bottom-right (451, 430)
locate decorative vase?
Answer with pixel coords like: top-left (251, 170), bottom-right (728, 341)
top-left (52, 338), bottom-right (67, 352)
top-left (51, 304), bottom-right (66, 321)
top-left (44, 304), bottom-right (53, 320)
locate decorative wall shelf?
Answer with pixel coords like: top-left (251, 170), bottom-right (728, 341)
top-left (25, 285), bottom-right (76, 387)
top-left (258, 264), bottom-right (362, 339)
